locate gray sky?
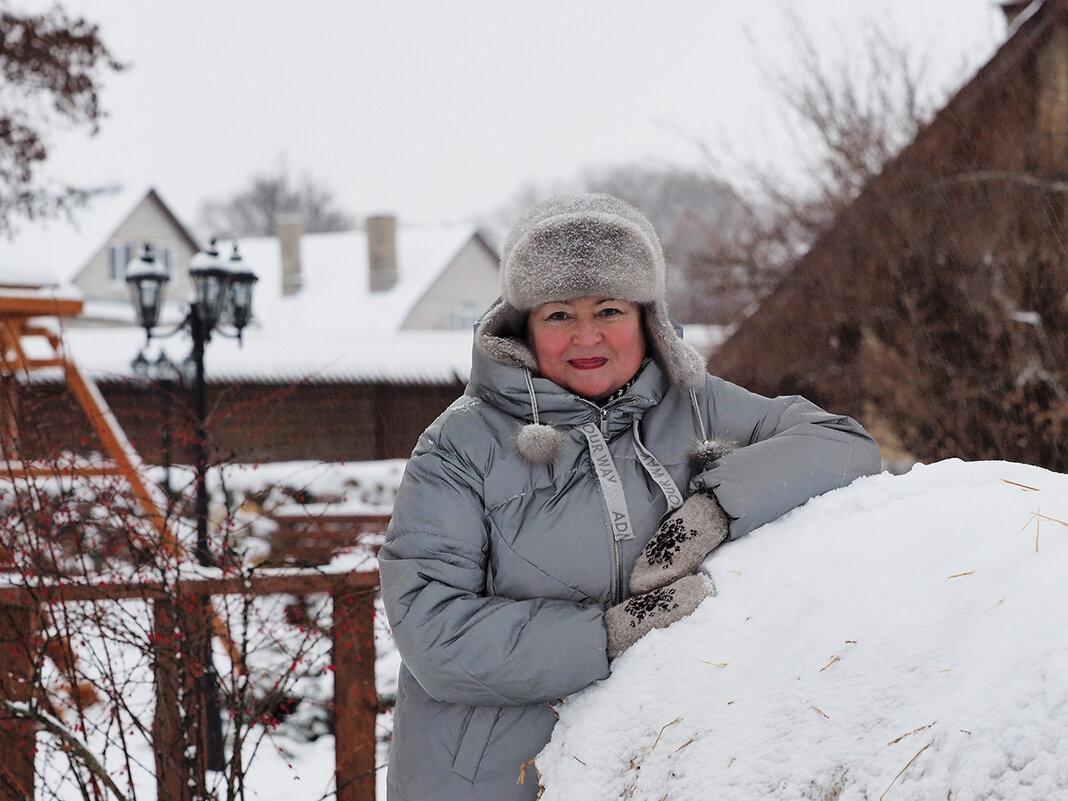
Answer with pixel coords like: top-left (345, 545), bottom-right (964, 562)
top-left (32, 0), bottom-right (1006, 228)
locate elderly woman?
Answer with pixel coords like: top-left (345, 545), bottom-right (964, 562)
top-left (378, 194), bottom-right (881, 801)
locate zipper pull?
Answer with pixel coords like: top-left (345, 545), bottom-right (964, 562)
top-left (599, 407), bottom-right (610, 435)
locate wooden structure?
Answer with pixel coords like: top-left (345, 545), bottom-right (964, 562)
top-left (270, 509), bottom-right (391, 566)
top-left (0, 569), bottom-right (380, 801)
top-left (709, 0), bottom-right (1068, 471)
top-left (0, 288), bottom-right (384, 799)
top-left (0, 288), bottom-right (173, 547)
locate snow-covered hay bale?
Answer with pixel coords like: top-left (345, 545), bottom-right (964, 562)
top-left (536, 459), bottom-right (1068, 800)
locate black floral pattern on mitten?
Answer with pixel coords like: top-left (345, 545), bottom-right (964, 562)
top-left (622, 585), bottom-right (679, 626)
top-left (644, 516), bottom-right (699, 568)
top-left (629, 491), bottom-right (730, 594)
top-left (604, 574), bottom-right (714, 659)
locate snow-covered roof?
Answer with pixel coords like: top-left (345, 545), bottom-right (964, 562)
top-left (58, 326), bottom-right (474, 385)
top-left (0, 186), bottom-right (165, 284)
top-left (1, 182), bottom-right (495, 383)
top-left (3, 191), bottom-right (722, 386)
top-left (235, 222), bottom-right (481, 336)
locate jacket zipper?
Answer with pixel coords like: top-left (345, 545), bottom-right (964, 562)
top-left (599, 405), bottom-right (624, 603)
top-left (581, 400), bottom-right (626, 604)
top-left (612, 538), bottom-right (623, 604)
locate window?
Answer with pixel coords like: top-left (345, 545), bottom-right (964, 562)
top-left (109, 242), bottom-right (172, 281)
top-left (108, 242), bottom-right (135, 282)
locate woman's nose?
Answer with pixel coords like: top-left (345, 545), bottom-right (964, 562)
top-left (571, 318), bottom-right (602, 345)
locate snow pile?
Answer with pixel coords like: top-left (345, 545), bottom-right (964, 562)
top-left (536, 459), bottom-right (1068, 800)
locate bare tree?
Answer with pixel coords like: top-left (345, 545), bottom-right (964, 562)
top-left (0, 4), bottom-right (124, 236)
top-left (695, 7), bottom-right (947, 309)
top-left (483, 164), bottom-right (744, 323)
top-left (198, 162), bottom-right (356, 239)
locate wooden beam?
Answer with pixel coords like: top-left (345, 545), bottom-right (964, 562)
top-left (0, 600), bottom-right (38, 801)
top-left (0, 570), bottom-right (379, 605)
top-left (152, 599), bottom-right (191, 801)
top-left (0, 294), bottom-right (83, 318)
top-left (333, 585), bottom-right (378, 801)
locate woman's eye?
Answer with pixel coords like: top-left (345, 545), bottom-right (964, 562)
top-left (546, 311), bottom-right (569, 321)
top-left (598, 307), bottom-right (622, 317)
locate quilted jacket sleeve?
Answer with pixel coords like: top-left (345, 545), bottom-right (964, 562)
top-left (694, 376), bottom-right (882, 539)
top-left (378, 430), bottom-right (611, 708)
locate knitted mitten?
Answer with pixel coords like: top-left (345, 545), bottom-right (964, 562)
top-left (605, 574), bottom-right (714, 659)
top-left (629, 490), bottom-right (730, 595)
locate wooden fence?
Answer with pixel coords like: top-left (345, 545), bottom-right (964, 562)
top-left (0, 569), bottom-right (380, 801)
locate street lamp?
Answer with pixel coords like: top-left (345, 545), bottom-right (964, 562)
top-left (130, 350), bottom-right (180, 498)
top-left (126, 240), bottom-right (257, 565)
top-left (125, 238), bottom-right (257, 773)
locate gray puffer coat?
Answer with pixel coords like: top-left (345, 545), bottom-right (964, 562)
top-left (379, 321), bottom-right (880, 801)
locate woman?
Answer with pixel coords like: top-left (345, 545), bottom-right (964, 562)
top-left (378, 193), bottom-right (881, 800)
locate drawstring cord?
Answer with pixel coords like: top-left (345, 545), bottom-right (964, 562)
top-left (524, 368), bottom-right (541, 425)
top-left (689, 389), bottom-right (707, 442)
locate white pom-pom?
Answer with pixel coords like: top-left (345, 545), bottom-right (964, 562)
top-left (515, 423), bottom-right (564, 464)
top-left (688, 438), bottom-right (735, 473)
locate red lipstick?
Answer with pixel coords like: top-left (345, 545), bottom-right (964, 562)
top-left (568, 358), bottom-right (608, 369)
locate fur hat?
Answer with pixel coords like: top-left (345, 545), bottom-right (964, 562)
top-left (500, 193), bottom-right (666, 311)
top-left (484, 193), bottom-right (707, 389)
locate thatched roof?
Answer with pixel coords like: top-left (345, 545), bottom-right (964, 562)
top-left (709, 0), bottom-right (1068, 471)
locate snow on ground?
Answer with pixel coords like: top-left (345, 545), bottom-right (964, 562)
top-left (30, 457), bottom-right (1067, 799)
top-left (535, 459), bottom-right (1068, 800)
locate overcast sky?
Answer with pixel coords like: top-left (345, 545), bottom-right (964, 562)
top-left (30, 1), bottom-right (1007, 230)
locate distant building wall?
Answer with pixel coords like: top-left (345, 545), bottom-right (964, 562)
top-left (8, 377), bottom-right (464, 465)
top-left (73, 194), bottom-right (198, 304)
top-left (401, 236), bottom-right (499, 330)
top-left (104, 379), bottom-right (464, 464)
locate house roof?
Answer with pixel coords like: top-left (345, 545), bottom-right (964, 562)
top-left (56, 326), bottom-right (475, 386)
top-left (707, 0), bottom-right (1068, 468)
top-left (235, 222), bottom-right (486, 336)
top-left (53, 219), bottom-right (490, 384)
top-left (0, 186), bottom-right (198, 285)
top-left (0, 178), bottom-right (502, 383)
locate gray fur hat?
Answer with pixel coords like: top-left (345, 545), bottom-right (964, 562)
top-left (479, 193), bottom-right (707, 389)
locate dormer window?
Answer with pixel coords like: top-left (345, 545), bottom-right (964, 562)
top-left (109, 242), bottom-right (135, 282)
top-left (109, 241), bottom-right (171, 282)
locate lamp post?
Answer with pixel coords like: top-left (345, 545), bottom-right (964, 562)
top-left (130, 350), bottom-right (180, 498)
top-left (126, 241), bottom-right (257, 563)
top-left (126, 240), bottom-right (257, 773)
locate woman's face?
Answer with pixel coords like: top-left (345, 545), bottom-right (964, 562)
top-left (527, 296), bottom-right (646, 401)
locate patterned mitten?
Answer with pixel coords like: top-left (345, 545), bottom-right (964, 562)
top-left (605, 574), bottom-right (713, 659)
top-left (629, 490), bottom-right (730, 594)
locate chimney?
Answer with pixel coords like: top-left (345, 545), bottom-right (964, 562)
top-left (366, 214), bottom-right (398, 292)
top-left (277, 216), bottom-right (303, 296)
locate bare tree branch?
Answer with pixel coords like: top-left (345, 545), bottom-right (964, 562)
top-left (0, 6), bottom-right (124, 235)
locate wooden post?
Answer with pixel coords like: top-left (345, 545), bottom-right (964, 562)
top-left (332, 582), bottom-right (378, 801)
top-left (152, 598), bottom-right (192, 801)
top-left (0, 600), bottom-right (38, 801)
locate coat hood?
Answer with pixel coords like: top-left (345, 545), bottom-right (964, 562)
top-left (484, 193), bottom-right (708, 391)
top-left (470, 312), bottom-right (692, 464)
top-left (474, 296), bottom-right (707, 392)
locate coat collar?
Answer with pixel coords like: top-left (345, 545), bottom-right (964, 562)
top-left (469, 344), bottom-right (667, 432)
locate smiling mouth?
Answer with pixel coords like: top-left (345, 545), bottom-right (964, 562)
top-left (568, 358), bottom-right (608, 370)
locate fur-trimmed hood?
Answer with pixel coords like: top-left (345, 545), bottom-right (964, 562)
top-left (487, 193), bottom-right (708, 390)
top-left (470, 302), bottom-right (717, 464)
